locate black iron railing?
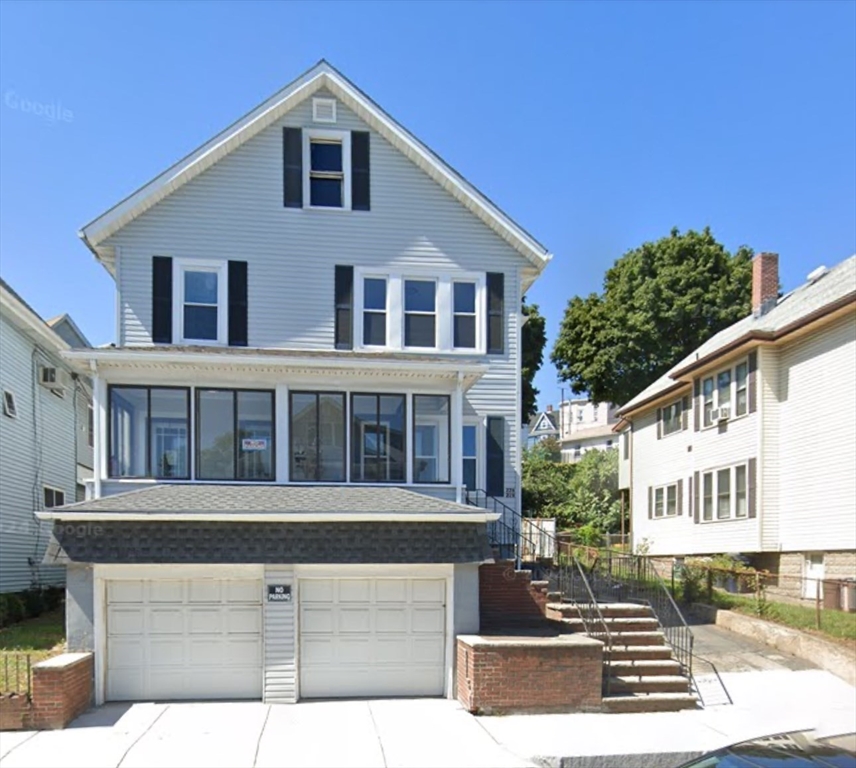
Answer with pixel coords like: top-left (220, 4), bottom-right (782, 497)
top-left (464, 489), bottom-right (523, 566)
top-left (584, 550), bottom-right (695, 677)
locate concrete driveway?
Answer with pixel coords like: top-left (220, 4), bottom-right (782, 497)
top-left (0, 699), bottom-right (532, 768)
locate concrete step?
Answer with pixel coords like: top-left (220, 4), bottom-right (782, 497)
top-left (607, 675), bottom-right (690, 694)
top-left (606, 659), bottom-right (682, 677)
top-left (602, 617), bottom-right (661, 632)
top-left (546, 591), bottom-right (563, 602)
top-left (605, 645), bottom-right (674, 661)
top-left (595, 603), bottom-right (656, 619)
top-left (602, 693), bottom-right (698, 714)
top-left (609, 630), bottom-right (667, 646)
top-left (530, 580), bottom-right (549, 590)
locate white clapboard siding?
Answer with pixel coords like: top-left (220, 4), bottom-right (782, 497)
top-left (264, 565), bottom-right (296, 703)
top-left (0, 313), bottom-right (74, 592)
top-left (759, 345), bottom-right (781, 551)
top-left (778, 313), bottom-right (856, 551)
top-left (105, 89), bottom-right (524, 511)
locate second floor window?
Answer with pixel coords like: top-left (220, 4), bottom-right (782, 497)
top-left (702, 358), bottom-right (750, 426)
top-left (453, 282), bottom-right (477, 349)
top-left (661, 400), bottom-right (683, 436)
top-left (196, 389), bottom-right (274, 481)
top-left (176, 260), bottom-right (228, 344)
top-left (404, 280), bottom-right (436, 348)
top-left (363, 278), bottom-right (387, 346)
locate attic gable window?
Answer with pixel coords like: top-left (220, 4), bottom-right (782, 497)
top-left (303, 129), bottom-right (351, 209)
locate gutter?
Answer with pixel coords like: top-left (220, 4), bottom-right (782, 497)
top-left (36, 511), bottom-right (501, 523)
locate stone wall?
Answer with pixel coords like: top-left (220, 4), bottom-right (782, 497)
top-left (456, 635), bottom-right (603, 714)
top-left (0, 653), bottom-right (93, 731)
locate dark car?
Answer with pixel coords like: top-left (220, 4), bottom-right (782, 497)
top-left (676, 730), bottom-right (856, 768)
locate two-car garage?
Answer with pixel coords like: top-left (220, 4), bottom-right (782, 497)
top-left (103, 570), bottom-right (449, 703)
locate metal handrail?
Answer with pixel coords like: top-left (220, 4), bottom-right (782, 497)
top-left (464, 488), bottom-right (525, 567)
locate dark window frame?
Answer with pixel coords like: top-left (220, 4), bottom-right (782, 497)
top-left (289, 391), bottom-right (347, 483)
top-left (350, 392), bottom-right (407, 484)
top-left (107, 385), bottom-right (191, 480)
top-left (308, 137), bottom-right (345, 208)
top-left (43, 486), bottom-right (66, 509)
top-left (195, 388), bottom-right (276, 482)
top-left (412, 394), bottom-right (452, 485)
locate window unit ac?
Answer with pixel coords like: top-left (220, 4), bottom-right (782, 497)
top-left (38, 366), bottom-right (67, 394)
top-left (711, 406), bottom-right (730, 422)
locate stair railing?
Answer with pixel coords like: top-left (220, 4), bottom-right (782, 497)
top-left (464, 489), bottom-right (524, 567)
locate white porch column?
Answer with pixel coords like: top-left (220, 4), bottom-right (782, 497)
top-left (451, 373), bottom-right (463, 503)
top-left (93, 372), bottom-right (106, 499)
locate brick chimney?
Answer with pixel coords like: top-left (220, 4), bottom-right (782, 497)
top-left (752, 252), bottom-right (779, 317)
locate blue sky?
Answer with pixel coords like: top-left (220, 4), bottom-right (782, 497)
top-left (1, 0), bottom-right (854, 410)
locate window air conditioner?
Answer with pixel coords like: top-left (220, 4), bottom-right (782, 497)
top-left (39, 366), bottom-right (66, 393)
top-left (713, 406), bottom-right (730, 422)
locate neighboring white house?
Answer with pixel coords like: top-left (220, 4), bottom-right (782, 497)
top-left (557, 398), bottom-right (619, 462)
top-left (618, 252), bottom-right (856, 589)
top-left (39, 61), bottom-right (551, 705)
top-left (0, 279), bottom-right (93, 593)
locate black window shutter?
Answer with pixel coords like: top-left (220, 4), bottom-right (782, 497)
top-left (334, 266), bottom-right (354, 350)
top-left (677, 478), bottom-right (683, 516)
top-left (152, 256), bottom-right (173, 344)
top-left (228, 261), bottom-right (248, 346)
top-left (693, 471), bottom-right (700, 523)
top-left (283, 127), bottom-right (303, 208)
top-left (693, 379), bottom-right (701, 432)
top-left (748, 351), bottom-right (758, 414)
top-left (351, 131), bottom-right (370, 211)
top-left (486, 273), bottom-right (504, 354)
top-left (748, 458), bottom-right (757, 518)
top-left (485, 416), bottom-right (505, 497)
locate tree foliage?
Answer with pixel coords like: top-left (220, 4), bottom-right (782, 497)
top-left (522, 445), bottom-right (621, 532)
top-left (521, 301), bottom-right (546, 424)
top-left (551, 228), bottom-right (753, 406)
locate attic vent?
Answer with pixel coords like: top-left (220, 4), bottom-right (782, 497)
top-left (807, 265), bottom-right (828, 283)
top-left (312, 97), bottom-right (337, 124)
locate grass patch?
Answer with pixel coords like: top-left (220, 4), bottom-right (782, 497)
top-left (707, 590), bottom-right (856, 643)
top-left (0, 608), bottom-right (65, 693)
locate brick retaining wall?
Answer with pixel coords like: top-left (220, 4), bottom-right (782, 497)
top-left (0, 653), bottom-right (93, 731)
top-left (479, 562), bottom-right (548, 628)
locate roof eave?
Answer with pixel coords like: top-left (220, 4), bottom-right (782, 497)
top-left (36, 510), bottom-right (501, 523)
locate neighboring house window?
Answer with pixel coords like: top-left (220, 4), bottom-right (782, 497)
top-left (76, 484), bottom-right (86, 502)
top-left (404, 280), bottom-right (436, 348)
top-left (175, 260), bottom-right (228, 344)
top-left (576, 409), bottom-right (583, 422)
top-left (304, 129), bottom-right (350, 209)
top-left (87, 405), bottom-right (94, 447)
top-left (197, 389), bottom-right (274, 481)
top-left (701, 463), bottom-right (749, 521)
top-left (701, 358), bottom-right (750, 426)
top-left (351, 393), bottom-right (406, 482)
top-left (43, 487), bottom-right (65, 508)
top-left (653, 483), bottom-right (678, 518)
top-left (593, 404), bottom-right (599, 420)
top-left (412, 395), bottom-right (450, 483)
top-left (573, 445), bottom-right (581, 460)
top-left (2, 390), bottom-right (16, 418)
top-left (290, 392), bottom-right (346, 482)
top-left (109, 386), bottom-right (190, 479)
top-left (362, 278), bottom-right (387, 346)
top-left (453, 281), bottom-right (477, 349)
top-left (661, 400), bottom-right (683, 436)
top-left (606, 439), bottom-right (613, 448)
top-left (462, 423), bottom-right (478, 490)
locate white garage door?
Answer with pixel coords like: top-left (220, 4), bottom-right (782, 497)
top-left (107, 578), bottom-right (263, 701)
top-left (299, 578), bottom-right (446, 698)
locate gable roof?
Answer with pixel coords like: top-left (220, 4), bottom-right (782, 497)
top-left (47, 313), bottom-right (91, 348)
top-left (528, 410), bottom-right (559, 433)
top-left (80, 60), bottom-right (552, 281)
top-left (0, 277), bottom-right (72, 354)
top-left (619, 254), bottom-right (856, 416)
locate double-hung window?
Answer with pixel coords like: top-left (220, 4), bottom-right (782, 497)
top-left (453, 282), bottom-right (477, 349)
top-left (661, 400), bottom-right (682, 436)
top-left (404, 280), bottom-right (436, 348)
top-left (176, 260), bottom-right (228, 344)
top-left (351, 394), bottom-right (406, 482)
top-left (735, 362), bottom-right (749, 416)
top-left (701, 463), bottom-right (750, 522)
top-left (109, 386), bottom-right (190, 479)
top-left (702, 378), bottom-right (715, 427)
top-left (413, 395), bottom-right (450, 483)
top-left (304, 130), bottom-right (350, 209)
top-left (362, 278), bottom-right (387, 346)
top-left (44, 487), bottom-right (65, 509)
top-left (196, 389), bottom-right (274, 481)
top-left (653, 483), bottom-right (678, 518)
top-left (701, 358), bottom-right (750, 426)
top-left (290, 392), bottom-right (346, 482)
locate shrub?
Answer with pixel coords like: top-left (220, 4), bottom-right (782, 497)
top-left (0, 594), bottom-right (26, 628)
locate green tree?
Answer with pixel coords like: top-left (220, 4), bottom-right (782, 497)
top-left (521, 443), bottom-right (575, 518)
top-left (521, 300), bottom-right (546, 424)
top-left (551, 228), bottom-right (753, 406)
top-left (562, 448), bottom-right (621, 533)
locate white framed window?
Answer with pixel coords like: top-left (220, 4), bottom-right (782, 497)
top-left (362, 277), bottom-right (387, 347)
top-left (173, 259), bottom-right (228, 344)
top-left (43, 486), bottom-right (65, 509)
top-left (462, 421), bottom-right (479, 490)
top-left (661, 399), bottom-right (683, 436)
top-left (701, 358), bottom-right (750, 427)
top-left (653, 482), bottom-right (678, 518)
top-left (355, 269), bottom-right (485, 353)
top-left (412, 395), bottom-right (450, 483)
top-left (303, 128), bottom-right (351, 210)
top-left (701, 462), bottom-right (750, 522)
top-left (2, 390), bottom-right (16, 418)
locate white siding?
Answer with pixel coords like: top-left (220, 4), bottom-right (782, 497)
top-left (0, 313), bottom-right (74, 592)
top-left (759, 346), bottom-right (781, 550)
top-left (102, 89), bottom-right (525, 510)
top-left (777, 314), bottom-right (856, 551)
top-left (264, 565), bottom-right (296, 703)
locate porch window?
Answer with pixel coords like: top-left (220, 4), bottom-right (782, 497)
top-left (109, 386), bottom-right (190, 479)
top-left (290, 392), bottom-right (346, 482)
top-left (462, 424), bottom-right (478, 490)
top-left (196, 389), bottom-right (274, 481)
top-left (412, 395), bottom-right (450, 483)
top-left (351, 393), bottom-right (406, 482)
